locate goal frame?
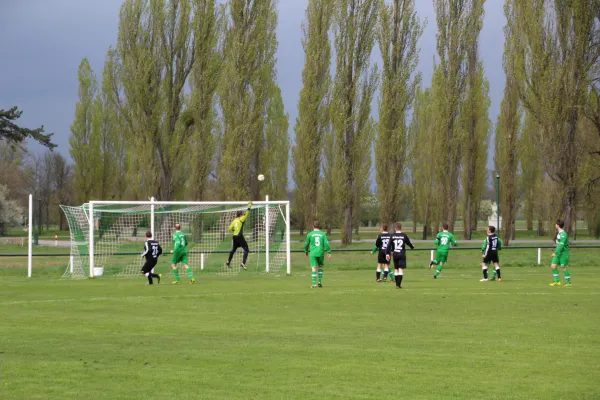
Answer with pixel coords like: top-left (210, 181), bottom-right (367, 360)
top-left (86, 198), bottom-right (291, 278)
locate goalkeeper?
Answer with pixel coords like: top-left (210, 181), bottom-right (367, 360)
top-left (226, 202), bottom-right (252, 270)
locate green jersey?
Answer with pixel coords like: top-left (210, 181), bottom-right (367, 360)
top-left (555, 230), bottom-right (569, 255)
top-left (173, 231), bottom-right (188, 252)
top-left (230, 204), bottom-right (252, 237)
top-left (435, 231), bottom-right (457, 252)
top-left (304, 229), bottom-right (331, 257)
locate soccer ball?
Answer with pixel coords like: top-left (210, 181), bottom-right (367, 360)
top-left (258, 174), bottom-right (265, 181)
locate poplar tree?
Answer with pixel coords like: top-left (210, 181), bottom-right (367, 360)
top-left (376, 0), bottom-right (424, 225)
top-left (513, 0), bottom-right (600, 231)
top-left (331, 0), bottom-right (379, 245)
top-left (431, 0), bottom-right (472, 229)
top-left (460, 0), bottom-right (489, 239)
top-left (261, 84), bottom-right (289, 200)
top-left (69, 58), bottom-right (101, 203)
top-left (219, 0), bottom-right (279, 200)
top-left (518, 111), bottom-right (542, 232)
top-left (293, 0), bottom-right (334, 232)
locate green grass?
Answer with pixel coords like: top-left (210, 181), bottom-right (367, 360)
top-left (1, 248), bottom-right (600, 399)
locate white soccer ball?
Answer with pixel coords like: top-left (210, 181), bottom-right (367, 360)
top-left (258, 174), bottom-right (265, 181)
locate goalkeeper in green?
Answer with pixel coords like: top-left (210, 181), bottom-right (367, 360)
top-left (304, 221), bottom-right (331, 288)
top-left (550, 219), bottom-right (572, 287)
top-left (226, 202), bottom-right (252, 270)
top-left (429, 223), bottom-right (457, 279)
top-left (171, 224), bottom-right (194, 284)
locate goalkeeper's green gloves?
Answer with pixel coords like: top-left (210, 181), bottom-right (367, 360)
top-left (248, 202), bottom-right (253, 209)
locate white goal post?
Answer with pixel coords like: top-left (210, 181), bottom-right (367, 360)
top-left (60, 198), bottom-right (291, 279)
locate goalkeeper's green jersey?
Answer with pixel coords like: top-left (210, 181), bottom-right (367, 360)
top-left (304, 229), bottom-right (331, 257)
top-left (435, 231), bottom-right (457, 252)
top-left (173, 231), bottom-right (188, 252)
top-left (555, 230), bottom-right (570, 255)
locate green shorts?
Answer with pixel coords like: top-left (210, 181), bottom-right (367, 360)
top-left (551, 252), bottom-right (569, 267)
top-left (436, 251), bottom-right (448, 264)
top-left (172, 250), bottom-right (188, 265)
top-left (310, 255), bottom-right (325, 267)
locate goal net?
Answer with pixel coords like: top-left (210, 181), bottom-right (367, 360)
top-left (60, 200), bottom-right (291, 279)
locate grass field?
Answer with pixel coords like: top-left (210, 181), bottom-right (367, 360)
top-left (1, 247), bottom-right (600, 399)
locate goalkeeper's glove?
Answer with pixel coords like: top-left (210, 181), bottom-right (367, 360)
top-left (248, 202), bottom-right (253, 209)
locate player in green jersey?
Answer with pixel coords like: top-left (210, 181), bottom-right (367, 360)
top-left (304, 221), bottom-right (331, 288)
top-left (170, 224), bottom-right (194, 284)
top-left (226, 202), bottom-right (252, 270)
top-left (550, 219), bottom-right (572, 287)
top-left (429, 223), bottom-right (457, 279)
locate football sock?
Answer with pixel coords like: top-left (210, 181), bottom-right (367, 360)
top-left (311, 271), bottom-right (317, 286)
top-left (552, 269), bottom-right (560, 282)
top-left (186, 267), bottom-right (194, 280)
top-left (482, 267), bottom-right (488, 279)
top-left (434, 265), bottom-right (443, 276)
top-left (563, 269), bottom-right (571, 283)
top-left (495, 267), bottom-right (501, 279)
top-left (318, 268), bottom-right (323, 284)
top-left (242, 250), bottom-right (249, 265)
top-left (227, 251), bottom-right (234, 264)
top-left (390, 271), bottom-right (395, 280)
top-left (376, 270), bottom-right (381, 280)
top-left (432, 260), bottom-right (439, 265)
top-left (396, 271), bottom-right (403, 287)
top-left (383, 269), bottom-right (389, 280)
top-left (491, 269), bottom-right (497, 279)
top-left (146, 273), bottom-right (153, 284)
top-left (173, 268), bottom-right (181, 281)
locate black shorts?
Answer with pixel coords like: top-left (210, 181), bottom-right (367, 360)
top-left (141, 259), bottom-right (157, 273)
top-left (377, 251), bottom-right (390, 265)
top-left (483, 252), bottom-right (499, 264)
top-left (232, 235), bottom-right (249, 252)
top-left (393, 254), bottom-right (407, 269)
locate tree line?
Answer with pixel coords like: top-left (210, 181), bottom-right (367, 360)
top-left (1, 0), bottom-right (599, 244)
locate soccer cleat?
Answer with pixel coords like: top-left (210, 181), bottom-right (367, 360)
top-left (172, 281), bottom-right (180, 285)
top-left (396, 285), bottom-right (402, 289)
top-left (318, 283), bottom-right (323, 288)
top-left (429, 261), bottom-right (434, 269)
top-left (565, 283), bottom-right (572, 287)
top-left (433, 275), bottom-right (437, 279)
top-left (240, 263), bottom-right (247, 271)
top-left (376, 278), bottom-right (382, 282)
top-left (490, 277), bottom-right (496, 281)
top-left (549, 282), bottom-right (561, 287)
top-left (226, 261), bottom-right (231, 268)
top-left (157, 274), bottom-right (162, 284)
top-left (311, 285), bottom-right (317, 288)
top-left (480, 279), bottom-right (488, 282)
top-left (190, 278), bottom-right (195, 284)
top-left (382, 278), bottom-right (387, 282)
top-left (497, 278), bottom-right (502, 282)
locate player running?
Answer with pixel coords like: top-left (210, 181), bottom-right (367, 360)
top-left (226, 202), bottom-right (252, 270)
top-left (305, 221), bottom-right (331, 288)
top-left (550, 220), bottom-right (572, 287)
top-left (430, 223), bottom-right (457, 279)
top-left (371, 223), bottom-right (392, 282)
top-left (171, 223), bottom-right (195, 284)
top-left (480, 226), bottom-right (502, 282)
top-left (385, 223), bottom-right (414, 289)
top-left (141, 231), bottom-right (162, 285)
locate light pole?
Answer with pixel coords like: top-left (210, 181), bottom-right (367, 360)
top-left (496, 173), bottom-right (500, 235)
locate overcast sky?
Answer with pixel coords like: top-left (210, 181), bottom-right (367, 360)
top-left (0, 0), bottom-right (506, 163)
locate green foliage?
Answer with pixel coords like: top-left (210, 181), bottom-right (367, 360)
top-left (262, 85), bottom-right (289, 200)
top-left (331, 0), bottom-right (379, 244)
top-left (376, 0), bottom-right (424, 224)
top-left (0, 107), bottom-right (55, 149)
top-left (293, 0), bottom-right (334, 230)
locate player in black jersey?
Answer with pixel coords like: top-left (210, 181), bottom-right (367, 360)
top-left (385, 223), bottom-right (414, 288)
top-left (371, 223), bottom-right (392, 282)
top-left (141, 231), bottom-right (163, 285)
top-left (480, 226), bottom-right (503, 282)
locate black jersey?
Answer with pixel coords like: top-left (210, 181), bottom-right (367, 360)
top-left (483, 234), bottom-right (501, 256)
top-left (141, 239), bottom-right (163, 261)
top-left (375, 232), bottom-right (392, 253)
top-left (386, 232), bottom-right (414, 256)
